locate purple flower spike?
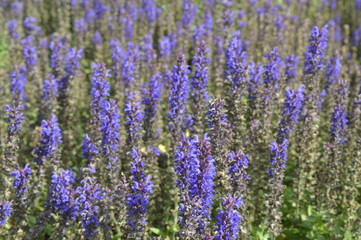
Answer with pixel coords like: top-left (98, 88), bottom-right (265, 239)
top-left (176, 135), bottom-right (216, 236)
top-left (43, 74), bottom-right (58, 106)
top-left (48, 169), bottom-right (77, 220)
top-left (191, 41), bottom-right (210, 133)
top-left (0, 201), bottom-right (12, 227)
top-left (285, 54), bottom-right (299, 84)
top-left (263, 47), bottom-right (283, 88)
top-left (168, 54), bottom-right (190, 142)
top-left (82, 134), bottom-right (99, 165)
top-left (90, 62), bottom-right (112, 119)
top-left (277, 85), bottom-right (305, 141)
top-left (33, 115), bottom-right (62, 166)
top-left (21, 36), bottom-right (38, 71)
top-left (11, 164), bottom-right (32, 197)
top-left (214, 194), bottom-right (243, 240)
top-left (110, 39), bottom-right (123, 82)
top-left (4, 103), bottom-right (25, 136)
top-left (126, 148), bottom-right (153, 237)
top-left (125, 92), bottom-right (144, 150)
top-left (76, 177), bottom-right (106, 239)
top-left (228, 151), bottom-right (249, 195)
top-left (7, 19), bottom-right (20, 40)
top-left (100, 99), bottom-right (121, 168)
top-left (303, 25), bottom-right (329, 75)
top-left (330, 84), bottom-right (348, 145)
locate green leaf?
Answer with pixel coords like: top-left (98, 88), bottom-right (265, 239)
top-left (307, 205), bottom-right (313, 216)
top-left (149, 227), bottom-right (162, 235)
top-left (343, 230), bottom-right (352, 240)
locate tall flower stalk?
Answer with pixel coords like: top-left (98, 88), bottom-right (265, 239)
top-left (0, 201), bottom-right (12, 227)
top-left (33, 114), bottom-right (62, 188)
top-left (224, 32), bottom-right (248, 148)
top-left (190, 40), bottom-right (210, 135)
top-left (228, 150), bottom-right (250, 236)
top-left (41, 74), bottom-right (58, 119)
top-left (90, 62), bottom-right (112, 129)
top-left (296, 25), bottom-right (329, 205)
top-left (214, 194), bottom-right (243, 240)
top-left (76, 177), bottom-right (106, 239)
top-left (2, 103), bottom-right (25, 188)
top-left (322, 83), bottom-right (348, 235)
top-left (126, 148), bottom-right (153, 238)
top-left (168, 54), bottom-right (190, 149)
top-left (125, 92), bottom-right (144, 153)
top-left (175, 135), bottom-right (215, 237)
top-left (207, 98), bottom-right (233, 195)
top-left (9, 164), bottom-right (32, 235)
top-left (33, 115), bottom-right (62, 168)
top-left (58, 48), bottom-right (83, 111)
top-left (142, 73), bottom-right (163, 154)
top-left (10, 65), bottom-right (27, 104)
top-left (265, 85), bottom-right (305, 237)
top-left (100, 99), bottom-right (121, 183)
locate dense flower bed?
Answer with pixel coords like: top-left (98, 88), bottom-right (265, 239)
top-left (0, 0), bottom-right (360, 239)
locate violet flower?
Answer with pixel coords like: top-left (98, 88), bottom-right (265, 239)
top-left (303, 25), bottom-right (329, 75)
top-left (214, 194), bottom-right (243, 240)
top-left (33, 115), bottom-right (62, 166)
top-left (168, 54), bottom-right (190, 144)
top-left (126, 148), bottom-right (153, 237)
top-left (21, 36), bottom-right (38, 72)
top-left (125, 92), bottom-right (144, 150)
top-left (11, 164), bottom-right (32, 197)
top-left (191, 41), bottom-right (210, 134)
top-left (76, 177), bottom-right (106, 239)
top-left (0, 201), bottom-right (12, 227)
top-left (48, 169), bottom-right (78, 220)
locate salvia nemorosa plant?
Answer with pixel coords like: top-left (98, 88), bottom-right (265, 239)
top-left (207, 98), bottom-right (233, 195)
top-left (125, 92), bottom-right (144, 154)
top-left (1, 1), bottom-right (360, 239)
top-left (265, 84), bottom-right (305, 237)
top-left (100, 98), bottom-right (121, 183)
top-left (122, 42), bottom-right (140, 94)
top-left (263, 47), bottom-right (283, 89)
top-left (41, 73), bottom-right (58, 118)
top-left (322, 82), bottom-right (349, 234)
top-left (0, 202), bottom-right (12, 227)
top-left (3, 103), bottom-right (25, 176)
top-left (126, 148), bottom-right (153, 239)
top-left (58, 48), bottom-right (83, 110)
top-left (142, 73), bottom-right (163, 150)
top-left (21, 36), bottom-right (38, 73)
top-left (214, 194), bottom-right (243, 240)
top-left (224, 31), bottom-right (248, 147)
top-left (168, 54), bottom-right (190, 149)
top-left (175, 134), bottom-right (215, 238)
top-left (9, 164), bottom-right (32, 235)
top-left (11, 164), bottom-right (32, 198)
top-left (33, 114), bottom-right (62, 168)
top-left (76, 176), bottom-right (106, 239)
top-left (49, 36), bottom-right (65, 79)
top-left (10, 65), bottom-right (27, 104)
top-left (109, 38), bottom-right (123, 85)
top-left (296, 24), bottom-right (329, 206)
top-left (31, 113), bottom-right (62, 205)
top-left (227, 150), bottom-right (249, 236)
top-left (284, 54), bottom-right (299, 84)
top-left (90, 62), bottom-right (112, 127)
top-left (82, 134), bottom-right (99, 166)
top-left (56, 47), bottom-right (83, 161)
top-left (190, 40), bottom-right (210, 135)
top-left (48, 169), bottom-right (77, 219)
